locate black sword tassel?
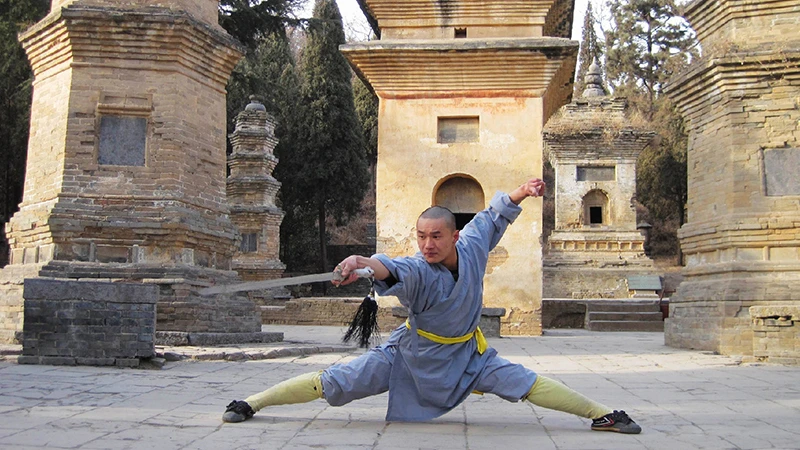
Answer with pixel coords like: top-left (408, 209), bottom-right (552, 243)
top-left (342, 280), bottom-right (380, 348)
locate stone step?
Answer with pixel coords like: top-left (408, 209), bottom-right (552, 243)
top-left (588, 311), bottom-right (664, 322)
top-left (587, 320), bottom-right (665, 332)
top-left (588, 301), bottom-right (661, 313)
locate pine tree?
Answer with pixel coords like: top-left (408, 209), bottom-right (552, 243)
top-left (605, 0), bottom-right (697, 118)
top-left (218, 0), bottom-right (305, 49)
top-left (604, 0), bottom-right (697, 258)
top-left (0, 0), bottom-right (50, 265)
top-left (292, 0), bottom-right (369, 273)
top-left (574, 2), bottom-right (604, 97)
top-left (353, 76), bottom-right (378, 167)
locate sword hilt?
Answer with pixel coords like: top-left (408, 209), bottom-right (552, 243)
top-left (333, 266), bottom-right (375, 283)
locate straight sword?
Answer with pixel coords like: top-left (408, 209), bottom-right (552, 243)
top-left (198, 267), bottom-right (374, 296)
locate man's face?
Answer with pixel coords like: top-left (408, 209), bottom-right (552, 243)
top-left (416, 217), bottom-right (459, 266)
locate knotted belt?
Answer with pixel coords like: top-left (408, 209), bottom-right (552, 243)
top-left (404, 320), bottom-right (488, 354)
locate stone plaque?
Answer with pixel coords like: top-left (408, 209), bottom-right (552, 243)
top-left (98, 116), bottom-right (147, 166)
top-left (763, 148), bottom-right (800, 196)
top-left (577, 166), bottom-right (615, 181)
top-left (437, 117), bottom-right (479, 143)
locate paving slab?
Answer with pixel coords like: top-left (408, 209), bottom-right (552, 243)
top-left (0, 327), bottom-right (799, 449)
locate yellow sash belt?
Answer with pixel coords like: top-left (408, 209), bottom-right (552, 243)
top-left (404, 320), bottom-right (488, 354)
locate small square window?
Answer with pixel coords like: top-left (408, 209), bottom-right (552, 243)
top-left (98, 116), bottom-right (147, 166)
top-left (438, 117), bottom-right (479, 144)
top-left (240, 233), bottom-right (258, 253)
top-left (455, 28), bottom-right (467, 38)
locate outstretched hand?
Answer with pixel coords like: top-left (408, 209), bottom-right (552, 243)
top-left (332, 255), bottom-right (361, 286)
top-left (509, 178), bottom-right (545, 205)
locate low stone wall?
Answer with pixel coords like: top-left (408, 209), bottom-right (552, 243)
top-left (542, 299), bottom-right (587, 329)
top-left (260, 298), bottom-right (506, 337)
top-left (543, 267), bottom-right (658, 299)
top-left (18, 279), bottom-right (158, 367)
top-left (261, 298), bottom-right (403, 331)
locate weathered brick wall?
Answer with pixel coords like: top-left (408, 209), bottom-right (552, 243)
top-left (50, 0), bottom-right (221, 29)
top-left (751, 306), bottom-right (800, 365)
top-left (8, 4), bottom-right (242, 268)
top-left (543, 267), bottom-right (634, 299)
top-left (0, 264), bottom-right (43, 343)
top-left (664, 0), bottom-right (800, 357)
top-left (19, 279), bottom-right (158, 366)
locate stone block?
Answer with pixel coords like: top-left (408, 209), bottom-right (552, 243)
top-left (21, 279), bottom-right (157, 366)
top-left (115, 358), bottom-right (140, 368)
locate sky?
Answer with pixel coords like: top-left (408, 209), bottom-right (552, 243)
top-left (303, 0), bottom-right (598, 42)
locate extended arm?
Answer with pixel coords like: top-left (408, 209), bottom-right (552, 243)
top-left (459, 178), bottom-right (546, 252)
top-left (332, 255), bottom-right (391, 286)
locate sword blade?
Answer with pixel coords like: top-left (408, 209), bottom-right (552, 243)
top-left (198, 272), bottom-right (334, 296)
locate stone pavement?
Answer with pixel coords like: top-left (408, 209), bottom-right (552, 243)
top-left (1, 326), bottom-right (799, 450)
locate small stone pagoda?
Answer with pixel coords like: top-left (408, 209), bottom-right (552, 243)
top-left (543, 61), bottom-right (656, 298)
top-left (342, 0), bottom-right (578, 334)
top-left (664, 0), bottom-right (800, 361)
top-left (227, 97), bottom-right (286, 284)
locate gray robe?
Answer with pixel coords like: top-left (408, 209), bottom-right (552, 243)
top-left (321, 192), bottom-right (537, 421)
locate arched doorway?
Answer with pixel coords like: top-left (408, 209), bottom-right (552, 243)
top-left (433, 175), bottom-right (485, 229)
top-left (582, 189), bottom-right (609, 226)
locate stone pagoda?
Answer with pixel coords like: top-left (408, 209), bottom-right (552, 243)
top-left (227, 97), bottom-right (286, 283)
top-left (342, 0), bottom-right (578, 334)
top-left (543, 61), bottom-right (656, 299)
top-left (664, 0), bottom-right (800, 361)
top-left (0, 0), bottom-right (268, 344)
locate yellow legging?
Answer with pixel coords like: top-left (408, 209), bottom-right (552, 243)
top-left (243, 371), bottom-right (611, 420)
top-left (245, 371), bottom-right (324, 412)
top-left (524, 375), bottom-right (612, 419)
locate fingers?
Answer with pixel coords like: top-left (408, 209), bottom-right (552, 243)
top-left (332, 256), bottom-right (359, 286)
top-left (523, 178), bottom-right (545, 198)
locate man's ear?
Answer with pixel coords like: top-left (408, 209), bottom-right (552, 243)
top-left (453, 230), bottom-right (460, 243)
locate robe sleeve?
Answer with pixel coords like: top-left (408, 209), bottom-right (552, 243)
top-left (371, 254), bottom-right (425, 311)
top-left (458, 192), bottom-right (523, 253)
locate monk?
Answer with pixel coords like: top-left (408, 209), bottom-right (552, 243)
top-left (222, 178), bottom-right (641, 434)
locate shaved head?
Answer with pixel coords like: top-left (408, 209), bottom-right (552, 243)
top-left (418, 206), bottom-right (456, 232)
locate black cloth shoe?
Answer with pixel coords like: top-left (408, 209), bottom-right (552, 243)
top-left (222, 400), bottom-right (255, 423)
top-left (591, 410), bottom-right (642, 434)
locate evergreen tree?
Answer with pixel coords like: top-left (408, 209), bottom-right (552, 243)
top-left (292, 0), bottom-right (369, 273)
top-left (218, 0), bottom-right (305, 49)
top-left (635, 96), bottom-right (687, 258)
top-left (0, 0), bottom-right (50, 265)
top-left (605, 0), bottom-right (696, 118)
top-left (604, 0), bottom-right (696, 258)
top-left (574, 2), bottom-right (604, 98)
top-left (353, 75), bottom-right (378, 167)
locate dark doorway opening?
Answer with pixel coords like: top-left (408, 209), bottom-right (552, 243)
top-left (454, 213), bottom-right (475, 230)
top-left (589, 206), bottom-right (603, 224)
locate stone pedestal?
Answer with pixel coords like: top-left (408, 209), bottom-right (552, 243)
top-left (341, 1), bottom-right (578, 335)
top-left (19, 279), bottom-right (158, 367)
top-left (0, 0), bottom-right (267, 344)
top-left (664, 0), bottom-right (800, 357)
